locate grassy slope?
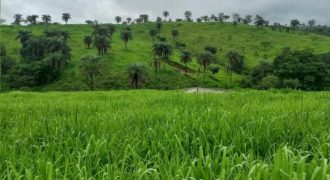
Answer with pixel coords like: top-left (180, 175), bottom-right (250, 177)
top-left (2, 22), bottom-right (330, 90)
top-left (0, 90), bottom-right (329, 178)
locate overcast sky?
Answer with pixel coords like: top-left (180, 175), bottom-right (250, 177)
top-left (1, 0), bottom-right (330, 25)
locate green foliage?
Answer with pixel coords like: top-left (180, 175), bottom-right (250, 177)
top-left (120, 30), bottom-right (133, 49)
top-left (127, 63), bottom-right (148, 89)
top-left (261, 75), bottom-right (279, 89)
top-left (79, 55), bottom-right (104, 90)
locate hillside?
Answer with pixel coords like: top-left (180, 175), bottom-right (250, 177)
top-left (2, 22), bottom-right (330, 91)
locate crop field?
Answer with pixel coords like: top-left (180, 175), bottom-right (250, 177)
top-left (0, 90), bottom-right (330, 179)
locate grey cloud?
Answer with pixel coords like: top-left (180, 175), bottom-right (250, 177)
top-left (2, 0), bottom-right (330, 25)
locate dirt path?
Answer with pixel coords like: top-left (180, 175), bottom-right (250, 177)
top-left (184, 87), bottom-right (228, 94)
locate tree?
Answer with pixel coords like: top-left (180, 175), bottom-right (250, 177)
top-left (127, 17), bottom-right (132, 24)
top-left (62, 13), bottom-right (71, 24)
top-left (127, 63), bottom-right (148, 89)
top-left (180, 50), bottom-right (193, 75)
top-left (44, 53), bottom-right (68, 78)
top-left (41, 15), bottom-right (52, 25)
top-left (201, 16), bottom-right (210, 22)
top-left (210, 14), bottom-right (218, 22)
top-left (84, 36), bottom-right (93, 48)
top-left (163, 11), bottom-right (169, 21)
top-left (16, 30), bottom-right (33, 46)
top-left (115, 16), bottom-right (122, 24)
top-left (13, 14), bottom-right (23, 25)
top-left (139, 14), bottom-right (149, 23)
top-left (308, 19), bottom-right (316, 27)
top-left (152, 42), bottom-right (173, 69)
top-left (290, 19), bottom-right (300, 32)
top-left (261, 75), bottom-right (279, 89)
top-left (227, 51), bottom-right (245, 84)
top-left (232, 13), bottom-right (240, 23)
top-left (255, 15), bottom-right (266, 28)
top-left (79, 55), bottom-right (104, 90)
top-left (184, 11), bottom-right (192, 21)
top-left (94, 35), bottom-right (110, 55)
top-left (171, 29), bottom-right (179, 40)
top-left (0, 44), bottom-right (6, 92)
top-left (149, 29), bottom-right (158, 41)
top-left (156, 22), bottom-right (162, 32)
top-left (26, 15), bottom-right (39, 25)
top-left (197, 51), bottom-right (215, 82)
top-left (243, 15), bottom-right (252, 24)
top-left (120, 30), bottom-right (133, 49)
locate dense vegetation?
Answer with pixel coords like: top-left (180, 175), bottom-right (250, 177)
top-left (2, 15), bottom-right (330, 91)
top-left (0, 90), bottom-right (329, 179)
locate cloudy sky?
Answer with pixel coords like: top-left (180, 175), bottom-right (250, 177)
top-left (1, 0), bottom-right (330, 25)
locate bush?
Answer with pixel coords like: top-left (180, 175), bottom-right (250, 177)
top-left (261, 75), bottom-right (279, 89)
top-left (283, 79), bottom-right (300, 89)
top-left (204, 46), bottom-right (217, 54)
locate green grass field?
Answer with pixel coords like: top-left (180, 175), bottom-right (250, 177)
top-left (0, 90), bottom-right (329, 179)
top-left (2, 22), bottom-right (330, 90)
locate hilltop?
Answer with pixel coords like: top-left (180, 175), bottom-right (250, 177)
top-left (2, 22), bottom-right (330, 91)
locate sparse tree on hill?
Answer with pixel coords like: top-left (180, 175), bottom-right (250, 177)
top-left (149, 29), bottom-right (158, 41)
top-left (79, 55), bottom-right (104, 90)
top-left (115, 16), bottom-right (122, 24)
top-left (94, 35), bottom-right (110, 55)
top-left (139, 14), bottom-right (149, 23)
top-left (13, 14), bottom-right (23, 25)
top-left (171, 29), bottom-right (179, 40)
top-left (243, 15), bottom-right (252, 24)
top-left (152, 42), bottom-right (173, 69)
top-left (255, 15), bottom-right (266, 28)
top-left (210, 14), bottom-right (217, 22)
top-left (163, 11), bottom-right (169, 21)
top-left (201, 16), bottom-right (210, 22)
top-left (121, 30), bottom-right (133, 49)
top-left (84, 36), bottom-right (93, 49)
top-left (26, 15), bottom-right (39, 25)
top-left (127, 63), bottom-right (148, 89)
top-left (184, 11), bottom-right (192, 22)
top-left (42, 15), bottom-right (52, 25)
top-left (127, 17), bottom-right (132, 24)
top-left (227, 51), bottom-right (244, 85)
top-left (290, 19), bottom-right (300, 32)
top-left (62, 13), bottom-right (71, 24)
top-left (197, 51), bottom-right (215, 82)
top-left (232, 13), bottom-right (240, 23)
top-left (180, 50), bottom-right (193, 75)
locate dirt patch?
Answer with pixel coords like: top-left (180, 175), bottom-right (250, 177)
top-left (184, 87), bottom-right (228, 94)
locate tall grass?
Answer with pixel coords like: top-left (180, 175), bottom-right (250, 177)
top-left (0, 90), bottom-right (329, 179)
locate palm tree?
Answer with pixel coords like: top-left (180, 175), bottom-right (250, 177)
top-left (62, 13), bottom-right (71, 24)
top-left (171, 29), bottom-right (179, 40)
top-left (226, 51), bottom-right (243, 85)
top-left (13, 14), bottom-right (23, 25)
top-left (197, 51), bottom-right (215, 82)
top-left (16, 30), bottom-right (33, 46)
top-left (84, 36), bottom-right (93, 49)
top-left (156, 22), bottom-right (162, 32)
top-left (127, 63), bottom-right (148, 89)
top-left (42, 15), bottom-right (52, 25)
top-left (120, 30), bottom-right (133, 49)
top-left (152, 42), bottom-right (173, 69)
top-left (94, 35), bottom-right (110, 55)
top-left (163, 11), bottom-right (169, 21)
top-left (45, 53), bottom-right (67, 78)
top-left (115, 16), bottom-right (122, 24)
top-left (180, 50), bottom-right (193, 75)
top-left (290, 19), bottom-right (300, 32)
top-left (79, 55), bottom-right (104, 90)
top-left (149, 29), bottom-right (158, 41)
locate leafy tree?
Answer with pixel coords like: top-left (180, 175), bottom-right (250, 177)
top-left (196, 18), bottom-right (202, 23)
top-left (62, 13), bottom-right (71, 24)
top-left (156, 22), bottom-right (162, 32)
top-left (149, 29), bottom-right (158, 41)
top-left (201, 16), bottom-right (210, 22)
top-left (127, 17), bottom-right (132, 24)
top-left (41, 15), bottom-right (52, 25)
top-left (218, 13), bottom-right (225, 23)
top-left (227, 51), bottom-right (245, 84)
top-left (308, 19), bottom-right (316, 27)
top-left (290, 19), bottom-right (300, 32)
top-left (44, 52), bottom-right (68, 78)
top-left (197, 51), bottom-right (215, 82)
top-left (115, 16), bottom-right (122, 24)
top-left (180, 50), bottom-right (193, 75)
top-left (243, 15), bottom-right (252, 24)
top-left (163, 11), bottom-right (169, 21)
top-left (79, 55), bottom-right (104, 90)
top-left (16, 30), bottom-right (33, 46)
top-left (84, 36), bottom-right (93, 48)
top-left (139, 14), bottom-right (149, 23)
top-left (94, 35), bottom-right (110, 55)
top-left (26, 15), bottom-right (39, 25)
top-left (184, 11), bottom-right (192, 22)
top-left (232, 13), bottom-right (240, 23)
top-left (13, 14), bottom-right (23, 25)
top-left (255, 15), bottom-right (267, 28)
top-left (283, 79), bottom-right (300, 89)
top-left (171, 29), bottom-right (179, 40)
top-left (127, 63), bottom-right (148, 89)
top-left (120, 30), bottom-right (133, 49)
top-left (210, 14), bottom-right (218, 22)
top-left (152, 42), bottom-right (173, 68)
